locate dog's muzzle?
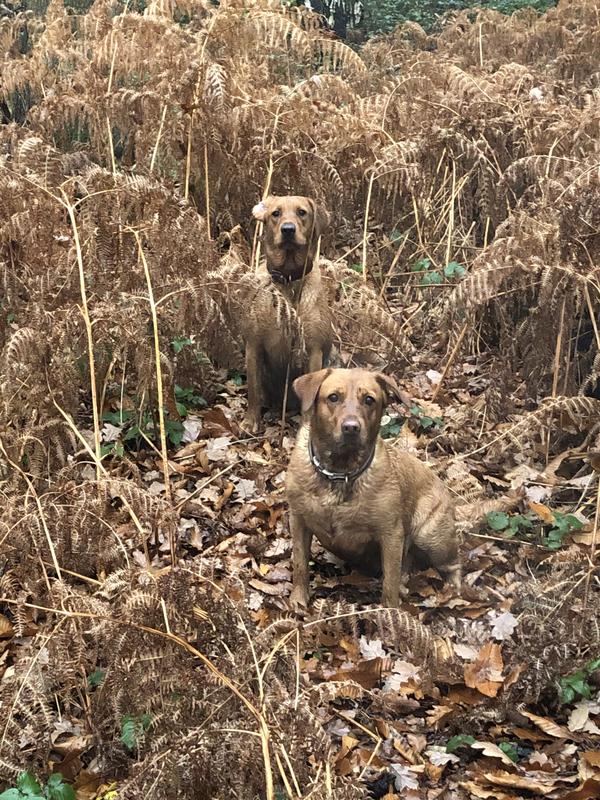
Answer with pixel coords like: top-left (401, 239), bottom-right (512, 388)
top-left (281, 222), bottom-right (296, 241)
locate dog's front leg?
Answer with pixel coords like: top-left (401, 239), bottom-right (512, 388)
top-left (243, 341), bottom-right (263, 433)
top-left (290, 511), bottom-right (312, 610)
top-left (380, 526), bottom-right (405, 608)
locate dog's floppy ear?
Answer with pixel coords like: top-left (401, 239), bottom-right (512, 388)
top-left (375, 372), bottom-right (410, 408)
top-left (293, 369), bottom-right (332, 414)
top-left (252, 196), bottom-right (272, 222)
top-left (308, 199), bottom-right (330, 239)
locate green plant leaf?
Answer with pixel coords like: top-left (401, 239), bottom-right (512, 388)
top-left (350, 262), bottom-right (364, 273)
top-left (560, 684), bottom-right (575, 704)
top-left (16, 773), bottom-right (42, 797)
top-left (564, 514), bottom-right (583, 530)
top-left (498, 742), bottom-right (519, 762)
top-left (411, 258), bottom-right (431, 272)
top-left (88, 668), bottom-right (105, 688)
top-left (120, 715), bottom-right (138, 750)
top-left (102, 410), bottom-right (133, 425)
top-left (585, 657), bottom-right (600, 673)
top-left (444, 260), bottom-right (466, 278)
top-left (446, 734), bottom-right (475, 753)
top-left (0, 790), bottom-right (24, 800)
top-left (420, 270), bottom-right (442, 286)
top-left (171, 335), bottom-right (193, 354)
top-left (226, 369), bottom-right (246, 387)
top-left (486, 511), bottom-right (510, 531)
top-left (46, 775), bottom-right (75, 800)
top-left (166, 419), bottom-right (185, 446)
top-left (380, 419), bottom-right (404, 439)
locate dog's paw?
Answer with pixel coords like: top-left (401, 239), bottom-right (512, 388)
top-left (289, 585), bottom-right (309, 613)
top-left (240, 414), bottom-right (261, 435)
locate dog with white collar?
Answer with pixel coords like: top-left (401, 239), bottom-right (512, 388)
top-left (286, 367), bottom-right (461, 608)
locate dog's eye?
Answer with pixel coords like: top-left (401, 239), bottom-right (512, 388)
top-left (364, 395), bottom-right (376, 406)
top-left (272, 209), bottom-right (281, 218)
top-left (327, 393), bottom-right (339, 403)
top-left (297, 208), bottom-right (307, 217)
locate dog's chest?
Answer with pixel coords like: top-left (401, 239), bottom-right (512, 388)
top-left (298, 479), bottom-right (387, 561)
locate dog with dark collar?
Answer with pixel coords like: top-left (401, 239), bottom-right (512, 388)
top-left (286, 368), bottom-right (461, 608)
top-left (241, 195), bottom-right (333, 433)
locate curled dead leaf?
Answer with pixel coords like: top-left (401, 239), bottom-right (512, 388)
top-left (471, 741), bottom-right (517, 766)
top-left (482, 770), bottom-right (569, 794)
top-left (520, 709), bottom-right (575, 739)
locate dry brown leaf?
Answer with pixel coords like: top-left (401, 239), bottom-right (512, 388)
top-left (425, 705), bottom-right (454, 728)
top-left (527, 500), bottom-right (555, 524)
top-left (460, 782), bottom-right (521, 799)
top-left (214, 481), bottom-right (234, 510)
top-left (335, 735), bottom-right (359, 763)
top-left (520, 709), bottom-right (575, 739)
top-left (464, 641), bottom-right (504, 697)
top-left (482, 771), bottom-right (560, 794)
top-left (0, 614), bottom-right (13, 639)
top-left (247, 578), bottom-right (288, 596)
top-left (471, 740), bottom-right (517, 766)
top-left (571, 528), bottom-right (597, 546)
top-left (330, 657), bottom-right (392, 690)
top-left (561, 779), bottom-right (600, 800)
top-left (582, 752), bottom-right (600, 768)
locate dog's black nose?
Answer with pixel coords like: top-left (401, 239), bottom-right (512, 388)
top-left (281, 222), bottom-right (296, 237)
top-left (341, 418), bottom-right (361, 436)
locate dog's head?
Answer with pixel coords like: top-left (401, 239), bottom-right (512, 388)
top-left (252, 195), bottom-right (329, 266)
top-left (293, 368), bottom-right (402, 459)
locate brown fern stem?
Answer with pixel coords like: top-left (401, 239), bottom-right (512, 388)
top-left (60, 189), bottom-right (102, 480)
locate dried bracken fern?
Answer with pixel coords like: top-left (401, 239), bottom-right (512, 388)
top-left (2, 0), bottom-right (600, 795)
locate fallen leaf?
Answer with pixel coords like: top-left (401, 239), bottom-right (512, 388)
top-left (390, 763), bottom-right (419, 791)
top-left (425, 746), bottom-right (460, 766)
top-left (214, 481), bottom-right (234, 510)
top-left (181, 418), bottom-right (202, 443)
top-left (582, 752), bottom-right (600, 768)
top-left (382, 660), bottom-right (420, 693)
top-left (528, 500), bottom-right (555, 524)
top-left (335, 735), bottom-right (359, 763)
top-left (460, 781), bottom-right (523, 799)
top-left (471, 740), bottom-right (516, 766)
top-left (454, 642), bottom-right (478, 660)
top-left (490, 611), bottom-right (518, 641)
top-left (568, 701), bottom-right (600, 734)
top-left (482, 770), bottom-right (561, 794)
top-left (571, 528), bottom-right (597, 546)
top-left (232, 476), bottom-right (257, 501)
top-left (205, 436), bottom-right (232, 461)
top-left (425, 705), bottom-right (454, 728)
top-left (248, 578), bottom-right (289, 596)
top-left (329, 658), bottom-right (392, 690)
top-left (359, 637), bottom-right (387, 660)
top-left (0, 614), bottom-right (13, 638)
top-left (520, 709), bottom-right (575, 739)
top-left (464, 641), bottom-right (504, 697)
top-left (555, 779), bottom-right (600, 800)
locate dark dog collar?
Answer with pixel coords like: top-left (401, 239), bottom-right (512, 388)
top-left (267, 263), bottom-right (313, 284)
top-left (308, 438), bottom-right (375, 485)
